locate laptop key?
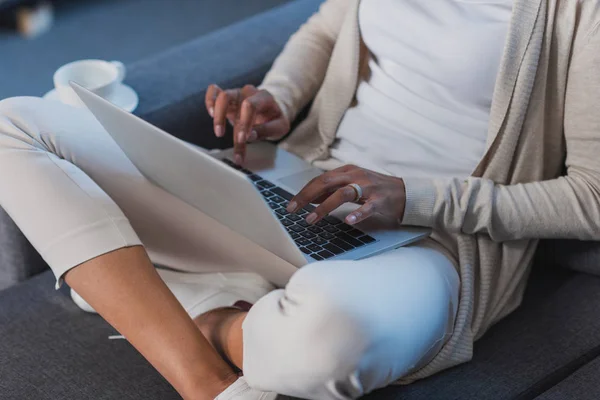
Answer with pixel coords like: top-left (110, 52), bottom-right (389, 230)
top-left (308, 226), bottom-right (323, 234)
top-left (299, 247), bottom-right (312, 255)
top-left (311, 254), bottom-right (324, 261)
top-left (290, 232), bottom-right (300, 239)
top-left (337, 232), bottom-right (364, 247)
top-left (290, 225), bottom-right (304, 233)
top-left (323, 243), bottom-right (344, 255)
top-left (271, 196), bottom-right (286, 203)
top-left (337, 223), bottom-right (353, 232)
top-left (260, 190), bottom-right (274, 197)
top-left (297, 220), bottom-right (310, 228)
top-left (281, 219), bottom-right (294, 227)
top-left (298, 208), bottom-right (309, 216)
top-left (304, 204), bottom-right (316, 212)
top-left (319, 232), bottom-right (335, 240)
top-left (256, 180), bottom-right (275, 189)
top-left (347, 229), bottom-right (364, 238)
top-left (270, 187), bottom-right (294, 201)
top-left (277, 214), bottom-right (285, 220)
top-left (324, 216), bottom-right (342, 225)
top-left (275, 208), bottom-right (288, 216)
top-left (296, 238), bottom-right (311, 246)
top-left (301, 231), bottom-right (317, 239)
top-left (268, 202), bottom-right (279, 209)
top-left (317, 250), bottom-right (335, 259)
top-left (240, 168), bottom-right (253, 175)
top-left (307, 244), bottom-right (322, 253)
top-left (331, 238), bottom-right (354, 251)
top-left (312, 237), bottom-right (327, 246)
top-left (222, 159), bottom-right (240, 168)
top-left (323, 225), bottom-right (339, 234)
top-left (359, 235), bottom-right (376, 244)
top-left (316, 220), bottom-right (329, 228)
top-left (249, 174), bottom-right (263, 182)
top-left (287, 214), bottom-right (301, 221)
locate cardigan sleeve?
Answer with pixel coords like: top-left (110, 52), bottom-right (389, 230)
top-left (401, 26), bottom-right (600, 242)
top-left (259, 0), bottom-right (352, 124)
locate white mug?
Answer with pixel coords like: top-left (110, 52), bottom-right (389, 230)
top-left (53, 59), bottom-right (126, 107)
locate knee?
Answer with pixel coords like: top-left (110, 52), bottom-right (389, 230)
top-left (0, 97), bottom-right (47, 143)
top-left (0, 96), bottom-right (44, 118)
top-left (245, 264), bottom-right (372, 396)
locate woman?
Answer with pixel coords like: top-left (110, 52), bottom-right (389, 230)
top-left (1, 0), bottom-right (599, 399)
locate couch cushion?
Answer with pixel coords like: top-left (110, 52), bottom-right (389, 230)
top-left (538, 239), bottom-right (600, 277)
top-left (535, 356), bottom-right (600, 400)
top-left (0, 207), bottom-right (46, 291)
top-left (357, 262), bottom-right (600, 400)
top-left (0, 271), bottom-right (179, 399)
top-left (2, 261), bottom-right (598, 400)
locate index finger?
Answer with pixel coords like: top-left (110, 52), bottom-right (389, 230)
top-left (205, 84), bottom-right (222, 117)
top-left (287, 171), bottom-right (352, 213)
top-left (237, 91), bottom-right (272, 142)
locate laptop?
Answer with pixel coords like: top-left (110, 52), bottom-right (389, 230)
top-left (72, 82), bottom-right (430, 285)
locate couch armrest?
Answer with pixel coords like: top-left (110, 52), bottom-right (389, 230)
top-left (0, 208), bottom-right (46, 291)
top-left (126, 0), bottom-right (323, 150)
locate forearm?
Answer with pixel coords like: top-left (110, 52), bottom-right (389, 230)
top-left (402, 173), bottom-right (600, 242)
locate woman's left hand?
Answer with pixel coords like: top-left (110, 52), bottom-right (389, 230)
top-left (286, 164), bottom-right (406, 226)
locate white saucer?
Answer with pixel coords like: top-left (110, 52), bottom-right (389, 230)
top-left (43, 84), bottom-right (139, 113)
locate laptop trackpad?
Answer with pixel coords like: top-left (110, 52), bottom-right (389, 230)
top-left (277, 169), bottom-right (323, 194)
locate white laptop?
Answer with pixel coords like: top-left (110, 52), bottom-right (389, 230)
top-left (72, 83), bottom-right (430, 285)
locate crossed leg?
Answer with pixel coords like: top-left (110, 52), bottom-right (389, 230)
top-left (0, 97), bottom-right (460, 399)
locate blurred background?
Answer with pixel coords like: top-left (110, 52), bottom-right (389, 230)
top-left (0, 0), bottom-right (290, 99)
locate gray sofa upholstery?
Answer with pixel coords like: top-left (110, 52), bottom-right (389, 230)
top-left (1, 1), bottom-right (600, 398)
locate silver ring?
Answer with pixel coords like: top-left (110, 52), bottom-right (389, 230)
top-left (348, 183), bottom-right (363, 202)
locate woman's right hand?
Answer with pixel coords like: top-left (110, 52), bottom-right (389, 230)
top-left (205, 84), bottom-right (290, 164)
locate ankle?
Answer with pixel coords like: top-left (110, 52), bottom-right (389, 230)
top-left (194, 308), bottom-right (245, 358)
top-left (182, 370), bottom-right (239, 400)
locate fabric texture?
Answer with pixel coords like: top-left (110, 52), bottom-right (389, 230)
top-left (0, 97), bottom-right (458, 399)
top-left (259, 0), bottom-right (600, 382)
top-left (5, 263), bottom-right (600, 399)
top-left (536, 356), bottom-right (600, 400)
top-left (331, 0), bottom-right (511, 180)
top-left (0, 271), bottom-right (181, 400)
top-left (0, 207), bottom-right (46, 291)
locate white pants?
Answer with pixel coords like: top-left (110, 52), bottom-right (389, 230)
top-left (0, 97), bottom-right (460, 400)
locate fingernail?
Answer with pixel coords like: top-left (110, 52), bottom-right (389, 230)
top-left (215, 125), bottom-right (223, 137)
top-left (287, 201), bottom-right (297, 212)
top-left (234, 154), bottom-right (243, 165)
top-left (346, 214), bottom-right (357, 225)
top-left (306, 213), bottom-right (317, 224)
top-left (237, 131), bottom-right (245, 143)
top-left (249, 130), bottom-right (258, 141)
top-left (209, 107), bottom-right (214, 117)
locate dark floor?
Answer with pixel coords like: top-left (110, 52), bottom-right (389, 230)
top-left (0, 0), bottom-right (290, 99)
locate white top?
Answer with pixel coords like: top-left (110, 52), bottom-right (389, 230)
top-left (331, 0), bottom-right (513, 179)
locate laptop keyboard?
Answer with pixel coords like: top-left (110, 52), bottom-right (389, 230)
top-left (223, 159), bottom-right (377, 261)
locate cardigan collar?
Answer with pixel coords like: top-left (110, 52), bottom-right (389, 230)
top-left (475, 0), bottom-right (545, 174)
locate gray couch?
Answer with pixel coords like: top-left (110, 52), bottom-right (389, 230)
top-left (2, 1), bottom-right (600, 399)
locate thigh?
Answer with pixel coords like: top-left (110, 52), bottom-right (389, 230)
top-left (243, 240), bottom-right (460, 398)
top-left (0, 97), bottom-right (255, 276)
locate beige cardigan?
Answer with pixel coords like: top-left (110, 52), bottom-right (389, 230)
top-left (260, 0), bottom-right (600, 383)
